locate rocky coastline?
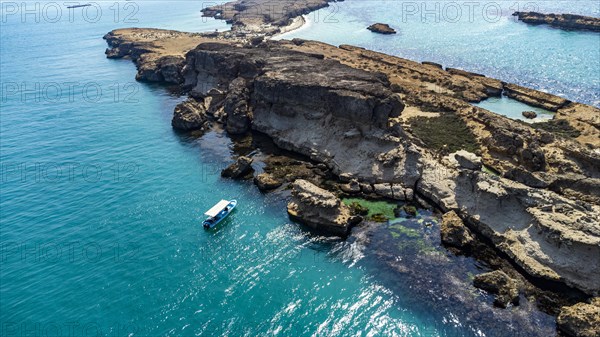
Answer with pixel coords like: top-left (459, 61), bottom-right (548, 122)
top-left (513, 11), bottom-right (600, 32)
top-left (104, 13), bottom-right (600, 335)
top-left (201, 0), bottom-right (333, 36)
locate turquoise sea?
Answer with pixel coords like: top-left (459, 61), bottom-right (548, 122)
top-left (1, 1), bottom-right (596, 336)
top-left (277, 0), bottom-right (600, 107)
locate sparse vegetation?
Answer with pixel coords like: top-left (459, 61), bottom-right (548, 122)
top-left (530, 119), bottom-right (581, 139)
top-left (408, 114), bottom-right (480, 156)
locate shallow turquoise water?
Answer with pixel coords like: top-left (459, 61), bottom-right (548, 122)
top-left (474, 96), bottom-right (554, 122)
top-left (277, 0), bottom-right (600, 107)
top-left (0, 1), bottom-right (560, 336)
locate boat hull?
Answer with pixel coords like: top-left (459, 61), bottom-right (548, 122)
top-left (203, 200), bottom-right (237, 229)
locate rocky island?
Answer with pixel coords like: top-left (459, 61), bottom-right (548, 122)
top-left (103, 2), bottom-right (600, 334)
top-left (513, 11), bottom-right (600, 32)
top-left (367, 23), bottom-right (397, 34)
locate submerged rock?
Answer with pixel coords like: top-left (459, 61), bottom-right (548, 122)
top-left (287, 179), bottom-right (362, 236)
top-left (557, 299), bottom-right (600, 337)
top-left (254, 173), bottom-right (283, 191)
top-left (522, 110), bottom-right (538, 119)
top-left (440, 210), bottom-right (474, 249)
top-left (367, 23), bottom-right (397, 34)
top-left (221, 156), bottom-right (253, 179)
top-left (473, 270), bottom-right (520, 308)
top-left (171, 98), bottom-right (208, 131)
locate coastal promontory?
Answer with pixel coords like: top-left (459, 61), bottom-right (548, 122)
top-left (104, 23), bottom-right (600, 335)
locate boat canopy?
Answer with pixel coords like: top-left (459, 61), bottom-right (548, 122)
top-left (204, 200), bottom-right (230, 217)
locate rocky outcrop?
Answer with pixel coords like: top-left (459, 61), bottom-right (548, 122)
top-left (557, 299), bottom-right (600, 337)
top-left (254, 173), bottom-right (283, 191)
top-left (452, 150), bottom-right (483, 171)
top-left (106, 31), bottom-right (600, 299)
top-left (221, 156), bottom-right (253, 179)
top-left (202, 0), bottom-right (332, 35)
top-left (418, 160), bottom-right (600, 295)
top-left (503, 83), bottom-right (570, 111)
top-left (513, 12), bottom-right (600, 32)
top-left (103, 29), bottom-right (206, 84)
top-left (172, 98), bottom-right (208, 131)
top-left (287, 179), bottom-right (361, 236)
top-left (440, 210), bottom-right (474, 249)
top-left (367, 23), bottom-right (396, 34)
top-left (473, 270), bottom-right (520, 308)
top-left (340, 179), bottom-right (361, 194)
top-left (181, 42), bottom-right (418, 186)
top-left (224, 78), bottom-right (252, 134)
top-left (522, 110), bottom-right (537, 119)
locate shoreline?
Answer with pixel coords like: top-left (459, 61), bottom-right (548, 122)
top-left (271, 15), bottom-right (307, 39)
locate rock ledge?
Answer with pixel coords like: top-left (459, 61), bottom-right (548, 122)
top-left (287, 179), bottom-right (361, 236)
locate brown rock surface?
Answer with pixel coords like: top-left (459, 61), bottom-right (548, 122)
top-left (440, 211), bottom-right (474, 249)
top-left (367, 23), bottom-right (396, 34)
top-left (557, 300), bottom-right (600, 337)
top-left (254, 173), bottom-right (283, 191)
top-left (221, 156), bottom-right (253, 179)
top-left (171, 98), bottom-right (208, 131)
top-left (473, 270), bottom-right (520, 308)
top-left (513, 11), bottom-right (600, 32)
top-left (105, 29), bottom-right (600, 297)
top-left (287, 179), bottom-right (361, 236)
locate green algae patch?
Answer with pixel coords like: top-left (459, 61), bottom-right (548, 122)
top-left (342, 198), bottom-right (397, 222)
top-left (408, 114), bottom-right (480, 156)
top-left (388, 219), bottom-right (440, 254)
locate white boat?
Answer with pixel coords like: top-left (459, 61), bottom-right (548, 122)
top-left (202, 199), bottom-right (237, 229)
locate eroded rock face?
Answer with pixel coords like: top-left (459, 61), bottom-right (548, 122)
top-left (557, 300), bottom-right (600, 337)
top-left (440, 210), bottom-right (474, 249)
top-left (452, 150), bottom-right (482, 171)
top-left (473, 270), bottom-right (520, 308)
top-left (172, 98), bottom-right (208, 131)
top-left (287, 179), bottom-right (361, 236)
top-left (418, 159), bottom-right (600, 295)
top-left (182, 42), bottom-right (418, 185)
top-left (221, 156), bottom-right (253, 179)
top-left (224, 77), bottom-right (252, 134)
